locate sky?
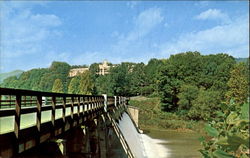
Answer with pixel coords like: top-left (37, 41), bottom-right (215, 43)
top-left (0, 0), bottom-right (249, 73)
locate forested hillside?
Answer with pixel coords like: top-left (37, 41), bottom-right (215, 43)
top-left (0, 70), bottom-right (24, 83)
top-left (235, 58), bottom-right (248, 63)
top-left (1, 52), bottom-right (249, 157)
top-left (1, 52), bottom-right (248, 114)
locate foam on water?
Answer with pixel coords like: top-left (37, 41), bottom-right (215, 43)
top-left (141, 134), bottom-right (171, 158)
top-left (118, 113), bottom-right (170, 158)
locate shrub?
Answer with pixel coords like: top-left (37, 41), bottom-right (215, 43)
top-left (199, 101), bottom-right (249, 158)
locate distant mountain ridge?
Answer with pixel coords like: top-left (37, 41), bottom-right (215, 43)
top-left (0, 70), bottom-right (24, 83)
top-left (235, 57), bottom-right (249, 63)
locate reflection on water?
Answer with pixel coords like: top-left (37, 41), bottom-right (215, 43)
top-left (146, 129), bottom-right (202, 158)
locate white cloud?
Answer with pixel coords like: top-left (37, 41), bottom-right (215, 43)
top-left (134, 7), bottom-right (164, 39)
top-left (112, 7), bottom-right (164, 55)
top-left (195, 9), bottom-right (230, 23)
top-left (30, 14), bottom-right (61, 27)
top-left (159, 15), bottom-right (249, 58)
top-left (119, 7), bottom-right (163, 41)
top-left (1, 2), bottom-right (62, 58)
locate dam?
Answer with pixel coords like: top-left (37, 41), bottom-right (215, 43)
top-left (0, 88), bottom-right (169, 158)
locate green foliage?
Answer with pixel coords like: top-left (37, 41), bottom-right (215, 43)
top-left (159, 52), bottom-right (202, 111)
top-left (79, 70), bottom-right (94, 95)
top-left (1, 61), bottom-right (71, 92)
top-left (50, 61), bottom-right (71, 75)
top-left (204, 124), bottom-right (219, 137)
top-left (1, 76), bottom-right (19, 88)
top-left (178, 84), bottom-right (199, 111)
top-left (130, 62), bottom-right (146, 95)
top-left (91, 59), bottom-right (165, 97)
top-left (71, 65), bottom-right (88, 68)
top-left (144, 59), bottom-right (165, 95)
top-left (158, 52), bottom-right (235, 114)
top-left (68, 77), bottom-right (80, 94)
top-left (95, 75), bottom-right (114, 95)
top-left (1, 52), bottom-right (243, 127)
top-left (235, 58), bottom-right (249, 63)
top-left (129, 96), bottom-right (204, 131)
top-left (188, 89), bottom-right (221, 120)
top-left (225, 62), bottom-right (249, 105)
top-left (89, 63), bottom-right (99, 78)
top-left (67, 69), bottom-right (95, 95)
top-left (52, 79), bottom-right (64, 93)
top-left (0, 70), bottom-right (24, 83)
top-left (108, 62), bottom-right (135, 96)
top-left (199, 102), bottom-right (250, 158)
top-left (200, 54), bottom-right (235, 92)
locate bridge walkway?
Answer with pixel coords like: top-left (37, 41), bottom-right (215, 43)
top-left (0, 88), bottom-right (131, 158)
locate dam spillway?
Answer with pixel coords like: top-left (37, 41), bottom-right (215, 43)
top-left (117, 112), bottom-right (170, 158)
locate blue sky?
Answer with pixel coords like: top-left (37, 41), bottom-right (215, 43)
top-left (0, 1), bottom-right (249, 72)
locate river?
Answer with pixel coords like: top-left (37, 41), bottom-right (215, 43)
top-left (145, 129), bottom-right (202, 158)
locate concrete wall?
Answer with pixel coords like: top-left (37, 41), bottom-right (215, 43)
top-left (127, 106), bottom-right (139, 128)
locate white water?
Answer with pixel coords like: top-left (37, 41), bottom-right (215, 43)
top-left (118, 113), bottom-right (170, 158)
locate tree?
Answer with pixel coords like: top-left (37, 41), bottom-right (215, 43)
top-left (158, 52), bottom-right (236, 112)
top-left (144, 58), bottom-right (165, 95)
top-left (68, 77), bottom-right (80, 94)
top-left (95, 75), bottom-right (114, 95)
top-left (130, 63), bottom-right (146, 96)
top-left (158, 52), bottom-right (202, 111)
top-left (1, 76), bottom-right (19, 88)
top-left (188, 89), bottom-right (221, 120)
top-left (52, 79), bottom-right (64, 93)
top-left (177, 84), bottom-right (199, 111)
top-left (225, 62), bottom-right (249, 105)
top-left (199, 54), bottom-right (235, 92)
top-left (89, 63), bottom-right (99, 79)
top-left (50, 61), bottom-right (71, 75)
top-left (39, 73), bottom-right (58, 92)
top-left (109, 62), bottom-right (135, 96)
top-left (79, 70), bottom-right (94, 95)
top-left (38, 61), bottom-right (71, 92)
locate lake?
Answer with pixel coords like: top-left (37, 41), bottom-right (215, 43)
top-left (145, 129), bottom-right (202, 158)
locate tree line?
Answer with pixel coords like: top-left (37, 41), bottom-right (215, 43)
top-left (1, 52), bottom-right (249, 120)
top-left (1, 51), bottom-right (248, 157)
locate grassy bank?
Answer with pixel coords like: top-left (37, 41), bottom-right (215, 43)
top-left (129, 96), bottom-right (205, 133)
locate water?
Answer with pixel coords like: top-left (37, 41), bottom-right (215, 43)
top-left (118, 113), bottom-right (170, 158)
top-left (117, 113), bottom-right (201, 158)
top-left (141, 134), bottom-right (170, 158)
top-left (118, 113), bottom-right (145, 158)
top-left (146, 129), bottom-right (202, 158)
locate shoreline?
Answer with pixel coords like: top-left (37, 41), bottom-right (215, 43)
top-left (141, 127), bottom-right (197, 134)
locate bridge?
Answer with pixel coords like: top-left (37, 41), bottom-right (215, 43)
top-left (0, 88), bottom-right (138, 158)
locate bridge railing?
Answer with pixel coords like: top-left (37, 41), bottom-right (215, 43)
top-left (0, 88), bottom-right (127, 155)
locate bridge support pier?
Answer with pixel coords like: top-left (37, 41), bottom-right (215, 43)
top-left (97, 115), bottom-right (108, 158)
top-left (62, 117), bottom-right (111, 158)
top-left (63, 126), bottom-right (91, 157)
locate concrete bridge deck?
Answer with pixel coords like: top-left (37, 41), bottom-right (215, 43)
top-left (0, 88), bottom-right (134, 158)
